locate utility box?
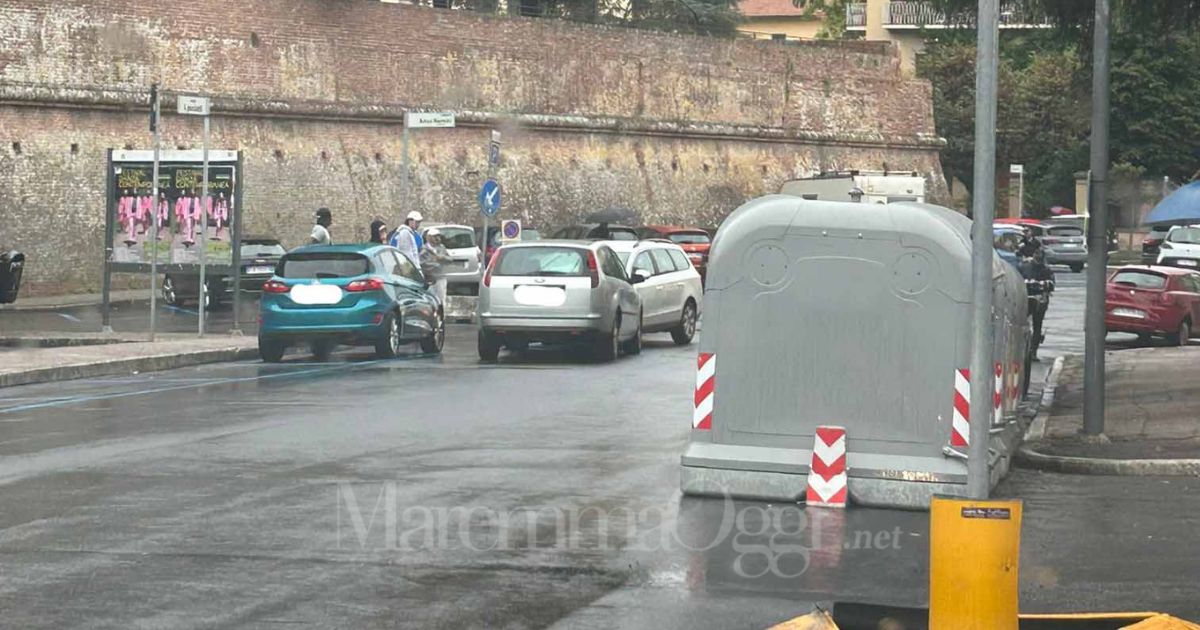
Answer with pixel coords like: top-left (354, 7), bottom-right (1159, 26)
top-left (680, 196), bottom-right (1029, 509)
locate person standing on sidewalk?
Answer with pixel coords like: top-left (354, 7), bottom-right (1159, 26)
top-left (310, 208), bottom-right (333, 245)
top-left (390, 210), bottom-right (422, 264)
top-left (369, 218), bottom-right (388, 244)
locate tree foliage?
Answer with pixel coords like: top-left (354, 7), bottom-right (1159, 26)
top-left (429, 0), bottom-right (742, 35)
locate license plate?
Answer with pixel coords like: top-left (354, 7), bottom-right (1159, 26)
top-left (290, 283), bottom-right (344, 305)
top-left (1060, 243), bottom-right (1080, 248)
top-left (513, 285), bottom-right (566, 307)
top-left (1112, 307), bottom-right (1146, 319)
top-left (246, 265), bottom-right (274, 275)
top-left (1178, 259), bottom-right (1198, 267)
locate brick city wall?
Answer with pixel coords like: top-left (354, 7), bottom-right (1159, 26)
top-left (0, 0), bottom-right (945, 296)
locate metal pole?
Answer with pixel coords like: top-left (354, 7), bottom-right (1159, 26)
top-left (102, 149), bottom-right (114, 333)
top-left (399, 122), bottom-right (411, 217)
top-left (1083, 0), bottom-right (1112, 436)
top-left (1018, 171), bottom-right (1024, 218)
top-left (198, 114), bottom-right (210, 337)
top-left (149, 86), bottom-right (161, 342)
top-left (231, 152), bottom-right (243, 336)
top-left (967, 0), bottom-right (1000, 499)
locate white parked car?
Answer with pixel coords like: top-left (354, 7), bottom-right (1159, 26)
top-left (477, 241), bottom-right (643, 362)
top-left (604, 240), bottom-right (702, 345)
top-left (1157, 225), bottom-right (1200, 270)
top-left (420, 223), bottom-right (483, 292)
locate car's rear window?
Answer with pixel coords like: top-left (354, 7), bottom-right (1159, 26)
top-left (436, 227), bottom-right (476, 249)
top-left (242, 242), bottom-right (286, 257)
top-left (668, 231), bottom-right (710, 245)
top-left (278, 253), bottom-right (370, 279)
top-left (1168, 227), bottom-right (1200, 244)
top-left (495, 247), bottom-right (587, 276)
top-left (608, 229), bottom-right (638, 241)
top-left (1047, 226), bottom-right (1083, 237)
top-left (1111, 270), bottom-right (1167, 290)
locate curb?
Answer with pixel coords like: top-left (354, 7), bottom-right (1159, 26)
top-left (0, 346), bottom-right (259, 389)
top-left (1016, 354), bottom-right (1200, 476)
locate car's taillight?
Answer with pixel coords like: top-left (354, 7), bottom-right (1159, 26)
top-left (1162, 242), bottom-right (1174, 250)
top-left (346, 277), bottom-right (385, 292)
top-left (586, 250), bottom-right (600, 288)
top-left (482, 250), bottom-right (502, 288)
top-left (262, 280), bottom-right (289, 293)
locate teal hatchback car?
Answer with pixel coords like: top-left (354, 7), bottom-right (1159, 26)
top-left (257, 244), bottom-right (444, 362)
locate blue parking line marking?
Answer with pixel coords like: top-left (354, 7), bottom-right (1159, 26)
top-left (164, 305), bottom-right (199, 316)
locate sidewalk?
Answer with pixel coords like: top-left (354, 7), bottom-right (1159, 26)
top-left (0, 333), bottom-right (258, 388)
top-left (0, 289), bottom-right (146, 311)
top-left (1021, 347), bottom-right (1200, 474)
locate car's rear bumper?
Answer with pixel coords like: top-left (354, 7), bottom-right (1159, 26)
top-left (260, 301), bottom-right (393, 340)
top-left (1106, 308), bottom-right (1177, 335)
top-left (1157, 256), bottom-right (1200, 270)
top-left (480, 314), bottom-right (605, 337)
top-left (1045, 249), bottom-right (1087, 264)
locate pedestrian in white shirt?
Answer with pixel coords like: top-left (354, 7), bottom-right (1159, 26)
top-left (310, 208), bottom-right (333, 245)
top-left (390, 210), bottom-right (422, 264)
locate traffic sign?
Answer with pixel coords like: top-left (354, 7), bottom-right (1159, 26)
top-left (479, 179), bottom-right (501, 217)
top-left (1009, 164), bottom-right (1024, 175)
top-left (405, 112), bottom-right (456, 128)
top-left (501, 219), bottom-right (521, 242)
top-left (177, 95), bottom-right (210, 116)
top-left (488, 141), bottom-right (501, 167)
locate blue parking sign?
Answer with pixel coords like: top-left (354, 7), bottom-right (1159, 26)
top-left (479, 179), bottom-right (501, 217)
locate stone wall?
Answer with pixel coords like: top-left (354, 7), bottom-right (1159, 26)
top-left (0, 0), bottom-right (945, 296)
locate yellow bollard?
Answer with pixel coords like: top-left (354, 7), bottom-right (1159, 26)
top-left (929, 496), bottom-right (1022, 629)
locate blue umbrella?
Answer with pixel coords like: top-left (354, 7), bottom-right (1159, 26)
top-left (1143, 181), bottom-right (1200, 225)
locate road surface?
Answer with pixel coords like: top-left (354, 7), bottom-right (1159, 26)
top-left (2, 268), bottom-right (1199, 628)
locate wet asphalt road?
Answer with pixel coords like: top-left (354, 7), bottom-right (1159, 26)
top-left (2, 267), bottom-right (1199, 627)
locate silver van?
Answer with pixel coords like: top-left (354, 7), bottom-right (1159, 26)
top-left (477, 241), bottom-right (643, 362)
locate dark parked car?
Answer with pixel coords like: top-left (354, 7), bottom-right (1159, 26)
top-left (1143, 224), bottom-right (1175, 264)
top-left (0, 249), bottom-right (25, 304)
top-left (551, 223), bottom-right (639, 241)
top-left (162, 237), bottom-right (286, 309)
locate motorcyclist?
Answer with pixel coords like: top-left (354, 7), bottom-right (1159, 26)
top-left (1018, 244), bottom-right (1055, 350)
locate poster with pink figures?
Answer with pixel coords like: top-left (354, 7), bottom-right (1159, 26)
top-left (110, 152), bottom-right (237, 266)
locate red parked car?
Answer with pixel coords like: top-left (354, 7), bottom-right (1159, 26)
top-left (636, 225), bottom-right (711, 282)
top-left (1106, 265), bottom-right (1200, 345)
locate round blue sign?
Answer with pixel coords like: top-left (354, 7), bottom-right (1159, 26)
top-left (479, 179), bottom-right (501, 217)
top-left (502, 221), bottom-right (520, 239)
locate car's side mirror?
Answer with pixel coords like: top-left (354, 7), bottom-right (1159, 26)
top-left (631, 269), bottom-right (651, 284)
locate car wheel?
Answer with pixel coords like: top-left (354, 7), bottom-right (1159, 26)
top-left (310, 339), bottom-right (335, 361)
top-left (478, 328), bottom-right (501, 362)
top-left (375, 312), bottom-right (401, 358)
top-left (259, 336), bottom-right (286, 363)
top-left (622, 310), bottom-right (643, 355)
top-left (671, 300), bottom-right (697, 345)
top-left (594, 312), bottom-right (619, 362)
top-left (161, 276), bottom-right (181, 307)
top-left (420, 310), bottom-right (445, 355)
top-left (1171, 319), bottom-right (1191, 347)
top-left (1069, 263), bottom-right (1084, 273)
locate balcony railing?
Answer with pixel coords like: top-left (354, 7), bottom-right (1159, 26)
top-left (845, 1), bottom-right (1050, 31)
top-left (846, 2), bottom-right (867, 28)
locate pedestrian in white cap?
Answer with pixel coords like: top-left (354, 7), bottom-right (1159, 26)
top-left (390, 210), bottom-right (423, 264)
